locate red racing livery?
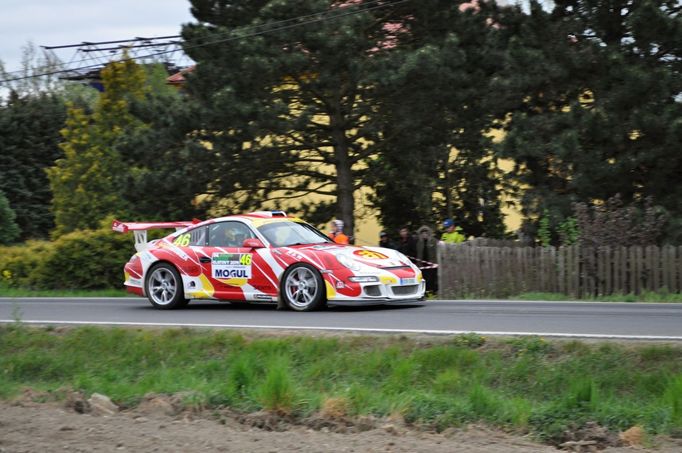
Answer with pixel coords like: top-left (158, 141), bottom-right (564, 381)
top-left (113, 211), bottom-right (426, 311)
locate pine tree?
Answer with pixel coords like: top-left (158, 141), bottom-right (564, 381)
top-left (369, 0), bottom-right (514, 237)
top-left (0, 92), bottom-right (66, 239)
top-left (117, 65), bottom-right (214, 221)
top-left (0, 190), bottom-right (20, 244)
top-left (182, 0), bottom-right (417, 236)
top-left (498, 0), bottom-right (682, 241)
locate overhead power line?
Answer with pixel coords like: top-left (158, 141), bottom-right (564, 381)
top-left (41, 35), bottom-right (182, 50)
top-left (0, 0), bottom-right (409, 85)
top-left (2, 0), bottom-right (397, 79)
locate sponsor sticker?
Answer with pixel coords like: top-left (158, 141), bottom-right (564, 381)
top-left (285, 249), bottom-right (305, 261)
top-left (212, 252), bottom-right (252, 279)
top-left (353, 250), bottom-right (388, 260)
top-left (312, 245), bottom-right (338, 251)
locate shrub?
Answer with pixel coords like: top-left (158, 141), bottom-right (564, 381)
top-left (0, 224), bottom-right (134, 290)
top-left (32, 227), bottom-right (132, 289)
top-left (0, 240), bottom-right (55, 288)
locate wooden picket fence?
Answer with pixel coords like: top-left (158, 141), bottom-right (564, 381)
top-left (437, 243), bottom-right (682, 298)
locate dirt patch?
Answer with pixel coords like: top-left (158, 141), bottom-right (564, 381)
top-left (557, 421), bottom-right (623, 451)
top-left (2, 401), bottom-right (682, 453)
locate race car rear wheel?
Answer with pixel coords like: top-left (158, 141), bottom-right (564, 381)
top-left (145, 263), bottom-right (188, 310)
top-left (281, 264), bottom-right (326, 311)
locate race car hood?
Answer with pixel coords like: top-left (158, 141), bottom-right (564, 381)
top-left (302, 243), bottom-right (412, 270)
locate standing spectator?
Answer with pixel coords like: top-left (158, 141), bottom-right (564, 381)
top-left (396, 226), bottom-right (417, 258)
top-left (328, 219), bottom-right (350, 244)
top-left (378, 231), bottom-right (395, 249)
top-left (416, 226), bottom-right (438, 264)
top-left (440, 218), bottom-right (465, 244)
top-left (416, 225), bottom-right (438, 293)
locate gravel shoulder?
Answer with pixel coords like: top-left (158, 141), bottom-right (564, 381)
top-left (2, 401), bottom-right (682, 453)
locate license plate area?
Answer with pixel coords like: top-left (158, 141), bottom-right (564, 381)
top-left (399, 278), bottom-right (417, 285)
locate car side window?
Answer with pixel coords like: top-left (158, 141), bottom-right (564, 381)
top-left (189, 227), bottom-right (207, 246)
top-left (208, 222), bottom-right (255, 247)
top-left (172, 227), bottom-right (206, 247)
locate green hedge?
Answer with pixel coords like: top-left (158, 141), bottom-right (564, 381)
top-left (0, 226), bottom-right (134, 290)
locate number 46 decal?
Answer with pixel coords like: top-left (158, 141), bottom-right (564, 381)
top-left (173, 234), bottom-right (190, 247)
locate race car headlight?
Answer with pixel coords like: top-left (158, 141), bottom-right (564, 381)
top-left (348, 276), bottom-right (379, 283)
top-left (336, 254), bottom-right (362, 271)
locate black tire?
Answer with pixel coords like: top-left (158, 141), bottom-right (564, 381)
top-left (280, 263), bottom-right (326, 312)
top-left (145, 263), bottom-right (189, 310)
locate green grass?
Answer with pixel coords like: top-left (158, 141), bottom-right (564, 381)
top-left (514, 290), bottom-right (682, 303)
top-left (0, 288), bottom-right (130, 297)
top-left (1, 326), bottom-right (681, 445)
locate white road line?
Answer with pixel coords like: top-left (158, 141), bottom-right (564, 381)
top-left (1, 298), bottom-right (678, 307)
top-left (0, 297), bottom-right (140, 301)
top-left (1, 319), bottom-right (681, 341)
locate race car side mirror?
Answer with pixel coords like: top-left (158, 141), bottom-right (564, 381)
top-left (243, 238), bottom-right (265, 249)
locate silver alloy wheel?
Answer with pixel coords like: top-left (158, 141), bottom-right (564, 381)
top-left (284, 266), bottom-right (319, 309)
top-left (148, 267), bottom-right (178, 306)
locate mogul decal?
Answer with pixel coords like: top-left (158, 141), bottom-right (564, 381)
top-left (212, 253), bottom-right (252, 279)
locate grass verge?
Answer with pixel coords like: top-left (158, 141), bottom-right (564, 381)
top-left (513, 290), bottom-right (682, 303)
top-left (1, 326), bottom-right (681, 445)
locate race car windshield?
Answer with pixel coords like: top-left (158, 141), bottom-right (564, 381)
top-left (257, 221), bottom-right (332, 247)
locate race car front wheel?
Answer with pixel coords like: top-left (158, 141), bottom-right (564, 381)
top-left (145, 263), bottom-right (189, 310)
top-left (281, 264), bottom-right (326, 311)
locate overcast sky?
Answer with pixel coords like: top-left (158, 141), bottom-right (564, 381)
top-left (0, 0), bottom-right (196, 73)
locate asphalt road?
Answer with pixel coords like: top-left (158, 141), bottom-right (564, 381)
top-left (1, 297), bottom-right (681, 340)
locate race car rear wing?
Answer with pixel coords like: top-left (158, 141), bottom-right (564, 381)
top-left (112, 219), bottom-right (196, 252)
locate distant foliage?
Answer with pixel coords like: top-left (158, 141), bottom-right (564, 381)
top-left (0, 223), bottom-right (133, 290)
top-left (0, 92), bottom-right (66, 239)
top-left (536, 209), bottom-right (579, 247)
top-left (500, 0), bottom-right (682, 244)
top-left (0, 42), bottom-right (64, 96)
top-left (47, 54), bottom-right (148, 237)
top-left (0, 191), bottom-right (20, 245)
top-left (46, 103), bottom-right (129, 236)
top-left (537, 210), bottom-right (552, 247)
top-left (573, 195), bottom-right (667, 247)
top-left (557, 217), bottom-right (579, 246)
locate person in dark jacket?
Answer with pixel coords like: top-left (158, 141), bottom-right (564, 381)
top-left (396, 226), bottom-right (417, 259)
top-left (378, 231), bottom-right (395, 249)
top-left (416, 225), bottom-right (439, 293)
top-left (416, 226), bottom-right (438, 264)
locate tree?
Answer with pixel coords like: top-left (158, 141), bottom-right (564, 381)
top-left (0, 92), bottom-right (66, 239)
top-left (47, 55), bottom-right (148, 236)
top-left (0, 42), bottom-right (64, 98)
top-left (0, 190), bottom-right (20, 244)
top-left (182, 0), bottom-right (419, 236)
top-left (118, 65), bottom-right (215, 221)
top-left (497, 0), bottom-right (682, 242)
top-left (0, 42), bottom-right (72, 240)
top-left (369, 0), bottom-right (514, 237)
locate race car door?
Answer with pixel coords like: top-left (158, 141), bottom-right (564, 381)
top-left (200, 221), bottom-right (273, 301)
